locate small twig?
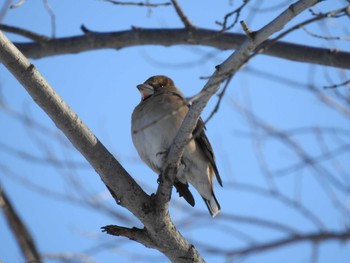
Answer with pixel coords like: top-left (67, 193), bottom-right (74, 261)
top-left (324, 79), bottom-right (350, 89)
top-left (43, 0), bottom-right (56, 38)
top-left (303, 27), bottom-right (350, 41)
top-left (0, 185), bottom-right (42, 263)
top-left (256, 6), bottom-right (349, 55)
top-left (80, 24), bottom-right (99, 34)
top-left (170, 0), bottom-right (195, 29)
top-left (0, 141), bottom-right (90, 169)
top-left (204, 75), bottom-right (233, 124)
top-left (100, 0), bottom-right (171, 7)
top-left (0, 24), bottom-right (50, 42)
top-left (226, 231), bottom-right (350, 257)
top-left (215, 0), bottom-right (249, 32)
top-left (10, 0), bottom-right (27, 9)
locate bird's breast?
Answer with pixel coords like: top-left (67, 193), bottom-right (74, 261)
top-left (132, 100), bottom-right (185, 173)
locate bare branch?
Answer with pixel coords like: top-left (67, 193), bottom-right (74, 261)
top-left (256, 5), bottom-right (349, 56)
top-left (100, 0), bottom-right (171, 7)
top-left (324, 79), bottom-right (350, 89)
top-left (0, 185), bottom-right (42, 263)
top-left (230, 182), bottom-right (326, 229)
top-left (226, 231), bottom-right (350, 257)
top-left (154, 0), bottom-right (323, 211)
top-left (0, 30), bottom-right (204, 262)
top-left (170, 0), bottom-right (195, 29)
top-left (216, 0), bottom-right (249, 32)
top-left (303, 27), bottom-right (350, 41)
top-left (0, 141), bottom-right (90, 168)
top-left (43, 0), bottom-right (56, 38)
top-left (0, 24), bottom-right (50, 42)
top-left (10, 27), bottom-right (349, 69)
top-left (0, 163), bottom-right (133, 223)
top-left (11, 0), bottom-right (27, 9)
top-left (204, 75), bottom-right (233, 124)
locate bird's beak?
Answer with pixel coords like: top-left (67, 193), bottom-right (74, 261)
top-left (137, 83), bottom-right (154, 100)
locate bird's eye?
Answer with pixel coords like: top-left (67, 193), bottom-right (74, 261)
top-left (159, 84), bottom-right (165, 88)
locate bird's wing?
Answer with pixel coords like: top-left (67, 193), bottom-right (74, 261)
top-left (169, 91), bottom-right (223, 187)
top-left (193, 117), bottom-right (223, 187)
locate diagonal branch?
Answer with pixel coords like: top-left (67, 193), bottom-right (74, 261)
top-left (0, 185), bottom-right (42, 263)
top-left (170, 0), bottom-right (195, 29)
top-left (0, 31), bottom-right (204, 262)
top-left (155, 0), bottom-right (322, 209)
top-left (0, 0), bottom-right (327, 261)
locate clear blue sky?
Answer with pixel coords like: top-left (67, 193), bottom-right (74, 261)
top-left (1, 0), bottom-right (349, 262)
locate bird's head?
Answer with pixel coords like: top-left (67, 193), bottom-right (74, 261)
top-left (137, 75), bottom-right (175, 101)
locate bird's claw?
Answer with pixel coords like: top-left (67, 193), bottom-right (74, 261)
top-left (157, 173), bottom-right (165, 184)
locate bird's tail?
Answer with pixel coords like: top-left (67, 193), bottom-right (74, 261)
top-left (203, 192), bottom-right (221, 217)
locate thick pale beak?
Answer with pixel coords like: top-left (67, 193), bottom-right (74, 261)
top-left (137, 83), bottom-right (154, 100)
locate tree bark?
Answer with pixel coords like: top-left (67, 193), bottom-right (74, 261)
top-left (5, 28), bottom-right (348, 69)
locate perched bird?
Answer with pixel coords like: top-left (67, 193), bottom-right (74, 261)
top-left (131, 75), bottom-right (223, 217)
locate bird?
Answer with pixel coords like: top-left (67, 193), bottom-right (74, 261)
top-left (131, 75), bottom-right (223, 217)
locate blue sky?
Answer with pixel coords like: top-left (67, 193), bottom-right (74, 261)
top-left (1, 0), bottom-right (349, 262)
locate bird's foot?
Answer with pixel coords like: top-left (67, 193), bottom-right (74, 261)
top-left (157, 173), bottom-right (165, 185)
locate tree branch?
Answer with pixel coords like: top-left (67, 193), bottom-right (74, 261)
top-left (101, 0), bottom-right (171, 7)
top-left (0, 24), bottom-right (50, 42)
top-left (226, 231), bottom-right (350, 257)
top-left (0, 0), bottom-right (329, 261)
top-left (0, 185), bottom-right (42, 263)
top-left (0, 30), bottom-right (204, 262)
top-left (155, 0), bottom-right (322, 212)
top-left (5, 27), bottom-right (348, 69)
top-left (170, 0), bottom-right (195, 29)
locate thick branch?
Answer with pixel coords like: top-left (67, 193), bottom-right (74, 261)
top-left (0, 185), bottom-right (42, 263)
top-left (8, 28), bottom-right (349, 69)
top-left (0, 31), bottom-right (204, 262)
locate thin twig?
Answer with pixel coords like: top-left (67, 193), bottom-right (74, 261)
top-left (216, 0), bottom-right (249, 32)
top-left (226, 231), bottom-right (350, 257)
top-left (256, 6), bottom-right (349, 55)
top-left (303, 27), bottom-right (350, 41)
top-left (324, 79), bottom-right (350, 89)
top-left (0, 185), bottom-right (42, 263)
top-left (100, 0), bottom-right (171, 7)
top-left (43, 0), bottom-right (56, 38)
top-left (204, 75), bottom-right (233, 124)
top-left (10, 0), bottom-right (27, 9)
top-left (170, 0), bottom-right (195, 29)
